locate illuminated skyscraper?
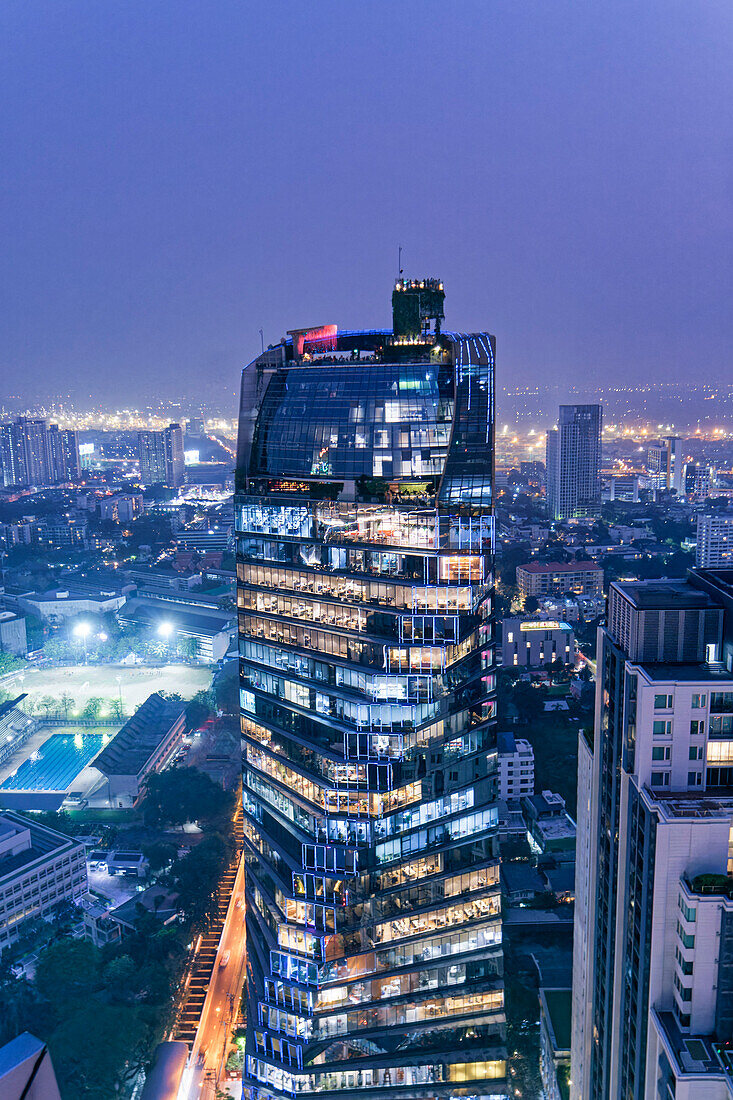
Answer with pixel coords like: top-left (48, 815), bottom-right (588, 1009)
top-left (546, 404), bottom-right (602, 520)
top-left (235, 281), bottom-right (506, 1100)
top-left (137, 423), bottom-right (184, 487)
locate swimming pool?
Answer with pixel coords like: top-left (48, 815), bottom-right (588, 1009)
top-left (0, 734), bottom-right (106, 792)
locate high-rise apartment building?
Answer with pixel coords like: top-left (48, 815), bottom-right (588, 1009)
top-left (684, 462), bottom-right (717, 499)
top-left (0, 422), bottom-right (26, 487)
top-left (545, 404), bottom-right (602, 520)
top-left (571, 570), bottom-right (733, 1100)
top-left (0, 418), bottom-right (79, 487)
top-left (137, 423), bottom-right (184, 487)
top-left (235, 281), bottom-right (505, 1100)
top-left (697, 513), bottom-right (733, 570)
top-left (59, 426), bottom-right (80, 480)
top-left (164, 423), bottom-right (185, 488)
top-left (138, 430), bottom-right (167, 485)
top-left (16, 417), bottom-right (50, 485)
top-left (47, 424), bottom-right (80, 482)
top-left (646, 443), bottom-right (669, 490)
top-left (646, 436), bottom-right (685, 495)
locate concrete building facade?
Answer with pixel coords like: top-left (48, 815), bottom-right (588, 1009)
top-left (571, 573), bottom-right (733, 1100)
top-left (697, 513), bottom-right (733, 570)
top-left (516, 560), bottom-right (604, 605)
top-left (0, 811), bottom-right (87, 953)
top-left (502, 615), bottom-right (575, 667)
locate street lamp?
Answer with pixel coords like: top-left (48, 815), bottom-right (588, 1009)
top-left (158, 621), bottom-right (175, 659)
top-left (74, 621), bottom-right (91, 662)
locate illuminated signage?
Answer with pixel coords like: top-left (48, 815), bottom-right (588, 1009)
top-left (520, 620), bottom-right (571, 632)
top-left (288, 325), bottom-right (338, 357)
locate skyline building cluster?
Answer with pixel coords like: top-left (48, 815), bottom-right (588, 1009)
top-left (0, 417), bottom-right (79, 489)
top-left (235, 282), bottom-right (506, 1099)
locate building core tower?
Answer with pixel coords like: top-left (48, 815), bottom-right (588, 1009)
top-left (235, 281), bottom-right (506, 1100)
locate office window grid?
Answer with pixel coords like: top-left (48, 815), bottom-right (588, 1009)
top-left (237, 330), bottom-right (505, 1100)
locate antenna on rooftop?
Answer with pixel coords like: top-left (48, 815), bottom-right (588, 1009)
top-left (398, 246), bottom-right (403, 278)
top-left (259, 329), bottom-right (264, 354)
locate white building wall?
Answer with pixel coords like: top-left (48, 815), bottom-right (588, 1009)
top-left (570, 731), bottom-right (597, 1100)
top-left (647, 810), bottom-right (731, 1039)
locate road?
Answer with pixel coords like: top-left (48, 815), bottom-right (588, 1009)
top-left (178, 852), bottom-right (246, 1099)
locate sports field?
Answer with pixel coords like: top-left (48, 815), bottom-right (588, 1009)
top-left (1, 663), bottom-right (212, 715)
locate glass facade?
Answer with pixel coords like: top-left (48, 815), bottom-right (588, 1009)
top-left (236, 295), bottom-right (505, 1100)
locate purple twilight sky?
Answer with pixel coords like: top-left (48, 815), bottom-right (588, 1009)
top-left (1, 0), bottom-right (732, 410)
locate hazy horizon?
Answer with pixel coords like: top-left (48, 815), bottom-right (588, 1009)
top-left (2, 2), bottom-right (732, 406)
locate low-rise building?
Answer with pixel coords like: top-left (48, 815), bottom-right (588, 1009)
top-left (497, 731), bottom-right (535, 799)
top-left (523, 791), bottom-right (576, 862)
top-left (0, 611), bottom-right (27, 657)
top-left (98, 493), bottom-right (143, 523)
top-left (111, 884), bottom-right (179, 933)
top-left (82, 898), bottom-right (123, 948)
top-left (124, 565), bottom-right (203, 592)
top-left (104, 850), bottom-right (148, 877)
top-left (92, 693), bottom-right (187, 808)
top-left (83, 884), bottom-right (179, 946)
top-left (539, 988), bottom-right (572, 1100)
top-left (15, 584), bottom-right (127, 623)
top-left (500, 862), bottom-right (547, 904)
top-left (0, 811), bottom-right (87, 953)
top-left (497, 798), bottom-right (526, 837)
top-left (502, 616), bottom-right (575, 668)
top-left (118, 595), bottom-right (234, 661)
top-left (542, 862), bottom-right (575, 904)
top-left (516, 560), bottom-right (604, 605)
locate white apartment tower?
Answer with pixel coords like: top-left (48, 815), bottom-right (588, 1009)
top-left (546, 404), bottom-right (602, 521)
top-left (571, 570), bottom-right (733, 1100)
top-left (697, 513), bottom-right (733, 570)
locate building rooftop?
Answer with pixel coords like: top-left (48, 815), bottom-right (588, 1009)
top-left (543, 863), bottom-right (576, 895)
top-left (119, 597), bottom-right (233, 637)
top-left (518, 561), bottom-right (602, 574)
top-left (654, 1009), bottom-right (733, 1085)
top-left (641, 786), bottom-right (733, 820)
top-left (540, 988), bottom-right (573, 1054)
top-left (501, 863), bottom-right (546, 895)
top-left (23, 584), bottom-right (126, 603)
top-left (112, 884), bottom-right (180, 930)
top-left (0, 810), bottom-right (82, 883)
top-left (93, 693), bottom-right (186, 779)
top-left (497, 731), bottom-right (517, 755)
top-left (611, 579), bottom-right (720, 611)
top-left (636, 663), bottom-right (733, 684)
top-left (524, 791), bottom-right (567, 818)
top-left (693, 568), bottom-right (733, 599)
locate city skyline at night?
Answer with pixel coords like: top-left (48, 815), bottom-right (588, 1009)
top-left (2, 3), bottom-right (733, 407)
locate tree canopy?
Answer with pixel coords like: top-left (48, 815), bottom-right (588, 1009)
top-left (143, 766), bottom-right (232, 826)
